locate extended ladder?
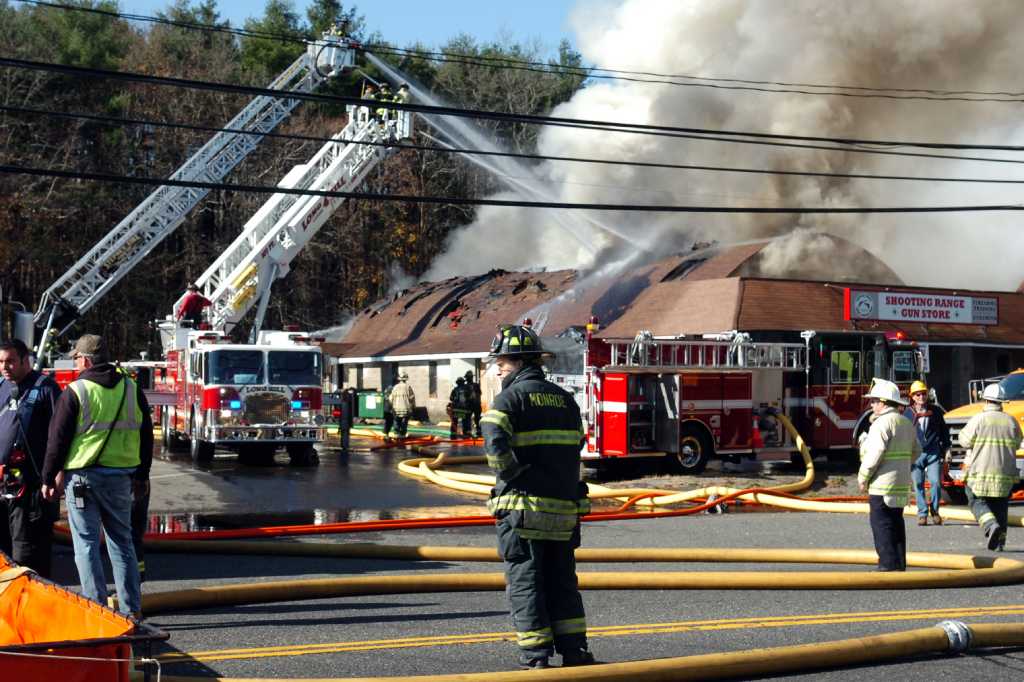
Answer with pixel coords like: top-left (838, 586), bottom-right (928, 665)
top-left (169, 105), bottom-right (412, 341)
top-left (34, 35), bottom-right (356, 337)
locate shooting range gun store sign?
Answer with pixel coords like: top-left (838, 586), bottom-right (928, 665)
top-left (844, 289), bottom-right (999, 325)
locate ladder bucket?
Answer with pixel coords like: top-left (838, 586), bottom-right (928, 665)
top-left (0, 553), bottom-right (165, 681)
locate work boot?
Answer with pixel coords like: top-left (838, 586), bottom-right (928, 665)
top-left (519, 655), bottom-right (550, 670)
top-left (561, 649), bottom-right (597, 667)
top-left (917, 516), bottom-right (927, 526)
top-left (990, 527), bottom-right (1007, 552)
top-left (931, 513), bottom-right (943, 525)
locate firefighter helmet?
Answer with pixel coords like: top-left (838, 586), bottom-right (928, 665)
top-left (982, 383), bottom-right (1008, 403)
top-left (866, 377), bottom-right (908, 406)
top-left (909, 380), bottom-right (928, 396)
top-left (488, 324), bottom-right (549, 359)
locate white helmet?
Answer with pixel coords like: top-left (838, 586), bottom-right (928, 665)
top-left (866, 377), bottom-right (908, 406)
top-left (982, 383), bottom-right (1008, 403)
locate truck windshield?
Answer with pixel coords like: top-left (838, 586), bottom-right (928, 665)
top-left (268, 351), bottom-right (321, 386)
top-left (998, 373), bottom-right (1024, 400)
top-left (207, 350), bottom-right (264, 385)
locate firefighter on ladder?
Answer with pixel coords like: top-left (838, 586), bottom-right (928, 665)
top-left (480, 324), bottom-right (596, 669)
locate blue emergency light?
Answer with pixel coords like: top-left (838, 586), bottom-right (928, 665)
top-left (291, 400), bottom-right (303, 409)
top-left (229, 400), bottom-right (242, 409)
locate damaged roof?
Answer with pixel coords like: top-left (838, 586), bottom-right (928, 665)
top-left (324, 237), bottom-right (1024, 359)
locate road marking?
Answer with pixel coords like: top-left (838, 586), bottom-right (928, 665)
top-left (158, 604), bottom-right (1024, 663)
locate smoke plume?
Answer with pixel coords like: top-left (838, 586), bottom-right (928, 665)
top-left (430, 0), bottom-right (1024, 291)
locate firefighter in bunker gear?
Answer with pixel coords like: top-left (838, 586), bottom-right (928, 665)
top-left (859, 378), bottom-right (918, 571)
top-left (448, 377), bottom-right (472, 438)
top-left (958, 383), bottom-right (1023, 551)
top-left (481, 324), bottom-right (595, 669)
top-left (389, 373), bottom-right (415, 438)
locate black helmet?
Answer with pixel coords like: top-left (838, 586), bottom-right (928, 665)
top-left (464, 370), bottom-right (474, 380)
top-left (488, 324), bottom-right (549, 359)
top-left (456, 377), bottom-right (465, 385)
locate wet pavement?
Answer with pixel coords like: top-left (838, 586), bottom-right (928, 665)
top-left (146, 435), bottom-right (489, 526)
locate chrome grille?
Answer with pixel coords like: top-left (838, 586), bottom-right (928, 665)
top-left (244, 392), bottom-right (290, 424)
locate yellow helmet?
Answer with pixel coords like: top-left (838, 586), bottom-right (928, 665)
top-left (909, 380), bottom-right (928, 396)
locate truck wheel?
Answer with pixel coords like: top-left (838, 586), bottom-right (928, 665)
top-left (671, 426), bottom-right (712, 475)
top-left (189, 417), bottom-right (214, 463)
top-left (161, 410), bottom-right (174, 449)
top-left (287, 443), bottom-right (320, 467)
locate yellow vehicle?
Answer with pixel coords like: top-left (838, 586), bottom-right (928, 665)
top-left (942, 369), bottom-right (1024, 502)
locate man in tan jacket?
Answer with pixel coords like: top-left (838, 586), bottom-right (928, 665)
top-left (859, 378), bottom-right (919, 571)
top-left (958, 383), bottom-right (1022, 551)
top-left (388, 373), bottom-right (416, 439)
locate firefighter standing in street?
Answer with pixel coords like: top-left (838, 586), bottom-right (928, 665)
top-left (448, 377), bottom-right (472, 438)
top-left (41, 334), bottom-right (153, 617)
top-left (465, 370), bottom-right (482, 437)
top-left (389, 373), bottom-right (415, 438)
top-left (904, 380), bottom-right (950, 526)
top-left (958, 383), bottom-right (1022, 551)
top-left (481, 324), bottom-right (595, 670)
top-left (858, 378), bottom-right (919, 572)
top-left (0, 339), bottom-right (61, 578)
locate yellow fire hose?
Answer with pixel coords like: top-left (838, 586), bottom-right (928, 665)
top-left (396, 414), bottom-right (1024, 526)
top-left (131, 621), bottom-right (1024, 682)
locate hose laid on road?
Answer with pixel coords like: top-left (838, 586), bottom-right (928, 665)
top-left (140, 548), bottom-right (1024, 615)
top-left (135, 621), bottom-right (1024, 682)
top-left (396, 414), bottom-right (1024, 527)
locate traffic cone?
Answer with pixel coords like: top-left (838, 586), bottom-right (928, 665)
top-left (751, 417), bottom-right (765, 449)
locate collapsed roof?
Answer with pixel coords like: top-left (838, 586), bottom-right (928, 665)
top-left (322, 235), bottom-right (1024, 359)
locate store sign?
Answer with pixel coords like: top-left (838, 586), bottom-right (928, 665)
top-left (844, 289), bottom-right (998, 325)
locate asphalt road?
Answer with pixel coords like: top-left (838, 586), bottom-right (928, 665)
top-left (47, 437), bottom-right (1024, 680)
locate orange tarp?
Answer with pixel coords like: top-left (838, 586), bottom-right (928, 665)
top-left (0, 552), bottom-right (136, 682)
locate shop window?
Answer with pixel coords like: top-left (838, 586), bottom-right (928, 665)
top-left (830, 351), bottom-right (861, 384)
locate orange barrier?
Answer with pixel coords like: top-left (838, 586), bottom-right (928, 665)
top-left (0, 553), bottom-right (164, 681)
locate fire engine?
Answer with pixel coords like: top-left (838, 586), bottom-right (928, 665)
top-left (580, 325), bottom-right (924, 473)
top-left (940, 370), bottom-right (1024, 502)
top-left (155, 327), bottom-right (325, 465)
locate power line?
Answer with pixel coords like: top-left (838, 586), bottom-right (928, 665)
top-left (11, 0), bottom-right (1024, 103)
top-left (3, 163), bottom-right (1022, 214)
top-left (5, 57), bottom-right (1024, 155)
top-left (7, 103), bottom-right (1024, 185)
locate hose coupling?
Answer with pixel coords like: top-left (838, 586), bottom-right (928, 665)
top-left (936, 620), bottom-right (973, 654)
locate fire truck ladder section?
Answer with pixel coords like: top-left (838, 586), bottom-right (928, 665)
top-left (33, 35), bottom-right (357, 343)
top-left (174, 105), bottom-right (413, 342)
top-left (606, 331), bottom-right (808, 371)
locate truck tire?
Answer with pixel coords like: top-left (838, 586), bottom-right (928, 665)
top-left (287, 443), bottom-right (320, 467)
top-left (189, 416), bottom-right (214, 463)
top-left (161, 409), bottom-right (174, 449)
top-left (671, 425), bottom-right (712, 475)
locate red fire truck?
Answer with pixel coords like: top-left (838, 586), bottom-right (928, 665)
top-left (156, 325), bottom-right (325, 466)
top-left (581, 327), bottom-right (923, 473)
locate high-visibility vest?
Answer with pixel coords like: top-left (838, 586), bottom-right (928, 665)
top-left (64, 374), bottom-right (143, 470)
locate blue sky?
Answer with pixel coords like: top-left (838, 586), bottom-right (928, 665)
top-left (122, 0), bottom-right (580, 55)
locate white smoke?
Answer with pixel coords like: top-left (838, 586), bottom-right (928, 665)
top-left (432, 0), bottom-right (1024, 290)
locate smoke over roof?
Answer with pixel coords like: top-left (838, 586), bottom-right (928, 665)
top-left (429, 1), bottom-right (1024, 291)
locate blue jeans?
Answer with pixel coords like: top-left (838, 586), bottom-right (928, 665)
top-left (65, 468), bottom-right (141, 615)
top-left (911, 453), bottom-right (942, 517)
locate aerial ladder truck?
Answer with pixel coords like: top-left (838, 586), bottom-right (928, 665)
top-left (155, 101), bottom-right (414, 464)
top-left (29, 32), bottom-right (358, 365)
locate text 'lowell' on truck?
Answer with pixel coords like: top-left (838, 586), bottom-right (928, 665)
top-left (559, 323), bottom-right (924, 474)
top-left (941, 370), bottom-right (1024, 503)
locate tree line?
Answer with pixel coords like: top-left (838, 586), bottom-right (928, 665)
top-left (0, 0), bottom-right (585, 358)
